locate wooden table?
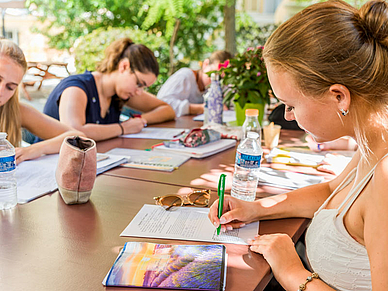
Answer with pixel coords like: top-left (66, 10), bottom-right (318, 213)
top-left (0, 175), bottom-right (309, 291)
top-left (0, 116), bottom-right (314, 290)
top-left (98, 117), bottom-right (329, 196)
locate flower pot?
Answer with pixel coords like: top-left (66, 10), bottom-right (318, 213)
top-left (234, 101), bottom-right (265, 126)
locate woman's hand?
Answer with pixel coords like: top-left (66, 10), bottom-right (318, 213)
top-left (248, 234), bottom-right (305, 279)
top-left (15, 146), bottom-right (43, 165)
top-left (208, 195), bottom-right (260, 232)
top-left (121, 117), bottom-right (147, 134)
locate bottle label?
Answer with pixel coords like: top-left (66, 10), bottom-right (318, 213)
top-left (236, 151), bottom-right (262, 168)
top-left (0, 155), bottom-right (16, 172)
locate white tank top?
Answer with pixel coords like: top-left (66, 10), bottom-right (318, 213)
top-left (305, 155), bottom-right (387, 290)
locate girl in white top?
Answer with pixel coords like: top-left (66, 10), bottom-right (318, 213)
top-left (208, 1), bottom-right (388, 290)
top-left (157, 51), bottom-right (232, 117)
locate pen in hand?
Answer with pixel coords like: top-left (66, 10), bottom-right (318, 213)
top-left (217, 174), bottom-right (226, 235)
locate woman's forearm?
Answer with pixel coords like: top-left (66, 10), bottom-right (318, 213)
top-left (141, 104), bottom-right (176, 124)
top-left (254, 181), bottom-right (332, 220)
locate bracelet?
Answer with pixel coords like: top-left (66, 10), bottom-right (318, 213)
top-left (298, 272), bottom-right (319, 291)
top-left (118, 123), bottom-right (124, 135)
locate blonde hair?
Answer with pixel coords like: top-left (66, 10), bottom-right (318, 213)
top-left (263, 0), bottom-right (388, 157)
top-left (0, 39), bottom-right (27, 146)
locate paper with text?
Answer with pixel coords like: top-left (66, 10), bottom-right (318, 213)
top-left (16, 153), bottom-right (128, 203)
top-left (120, 204), bottom-right (259, 245)
top-left (121, 128), bottom-right (188, 140)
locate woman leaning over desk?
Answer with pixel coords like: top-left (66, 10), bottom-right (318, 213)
top-left (209, 0), bottom-right (388, 290)
top-left (0, 39), bottom-right (82, 164)
top-left (42, 38), bottom-right (175, 141)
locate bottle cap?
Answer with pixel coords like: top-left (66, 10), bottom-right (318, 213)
top-left (247, 132), bottom-right (259, 139)
top-left (245, 109), bottom-right (259, 116)
top-left (0, 132), bottom-right (7, 139)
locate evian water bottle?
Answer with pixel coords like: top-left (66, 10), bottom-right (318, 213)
top-left (231, 132), bottom-right (262, 201)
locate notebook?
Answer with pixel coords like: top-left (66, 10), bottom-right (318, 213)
top-left (106, 148), bottom-right (190, 171)
top-left (153, 139), bottom-right (236, 158)
top-left (102, 242), bottom-right (227, 291)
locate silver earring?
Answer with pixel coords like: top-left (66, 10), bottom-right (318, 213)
top-left (340, 109), bottom-right (349, 116)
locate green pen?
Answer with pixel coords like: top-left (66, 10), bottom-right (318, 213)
top-left (217, 174), bottom-right (226, 235)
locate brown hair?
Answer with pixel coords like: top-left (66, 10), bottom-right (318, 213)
top-left (209, 50), bottom-right (233, 65)
top-left (263, 0), bottom-right (388, 157)
top-left (97, 37), bottom-right (159, 76)
top-left (0, 39), bottom-right (27, 147)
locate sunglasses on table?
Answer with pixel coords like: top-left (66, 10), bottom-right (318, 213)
top-left (154, 189), bottom-right (211, 210)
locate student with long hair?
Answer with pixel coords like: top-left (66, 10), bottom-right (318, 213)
top-left (0, 39), bottom-right (82, 164)
top-left (42, 38), bottom-right (175, 141)
top-left (209, 1), bottom-right (388, 290)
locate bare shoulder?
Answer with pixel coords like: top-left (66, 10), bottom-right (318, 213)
top-left (372, 155), bottom-right (388, 195)
top-left (364, 155), bottom-right (388, 218)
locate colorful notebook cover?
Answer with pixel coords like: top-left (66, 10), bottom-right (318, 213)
top-left (103, 242), bottom-right (227, 290)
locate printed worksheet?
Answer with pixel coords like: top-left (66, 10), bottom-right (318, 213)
top-left (121, 128), bottom-right (188, 140)
top-left (120, 204), bottom-right (259, 245)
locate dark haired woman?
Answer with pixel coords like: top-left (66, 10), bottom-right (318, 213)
top-left (43, 38), bottom-right (175, 141)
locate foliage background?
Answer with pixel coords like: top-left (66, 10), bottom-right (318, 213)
top-left (73, 27), bottom-right (169, 93)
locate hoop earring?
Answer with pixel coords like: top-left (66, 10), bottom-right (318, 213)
top-left (340, 109), bottom-right (349, 116)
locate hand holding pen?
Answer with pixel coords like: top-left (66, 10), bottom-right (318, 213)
top-left (121, 116), bottom-right (148, 134)
top-left (208, 191), bottom-right (258, 233)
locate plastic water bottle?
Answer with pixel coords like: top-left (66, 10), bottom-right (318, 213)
top-left (231, 131), bottom-right (262, 201)
top-left (242, 109), bottom-right (261, 140)
top-left (0, 132), bottom-right (17, 210)
top-left (207, 73), bottom-right (223, 124)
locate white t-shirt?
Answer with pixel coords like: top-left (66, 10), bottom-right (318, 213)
top-left (157, 68), bottom-right (203, 117)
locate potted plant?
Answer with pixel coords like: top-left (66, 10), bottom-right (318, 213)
top-left (215, 46), bottom-right (272, 126)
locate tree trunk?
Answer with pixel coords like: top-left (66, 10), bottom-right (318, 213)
top-left (169, 18), bottom-right (181, 76)
top-left (224, 0), bottom-right (236, 55)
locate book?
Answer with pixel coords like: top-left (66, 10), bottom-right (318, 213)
top-left (153, 139), bottom-right (236, 159)
top-left (106, 148), bottom-right (190, 172)
top-left (102, 242), bottom-right (227, 291)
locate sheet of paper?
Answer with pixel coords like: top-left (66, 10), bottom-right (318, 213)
top-left (121, 128), bottom-right (188, 140)
top-left (259, 167), bottom-right (324, 190)
top-left (16, 153), bottom-right (128, 203)
top-left (193, 111), bottom-right (237, 123)
top-left (120, 204), bottom-right (259, 245)
top-left (16, 154), bottom-right (58, 204)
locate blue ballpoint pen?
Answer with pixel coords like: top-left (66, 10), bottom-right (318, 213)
top-left (217, 174), bottom-right (226, 235)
